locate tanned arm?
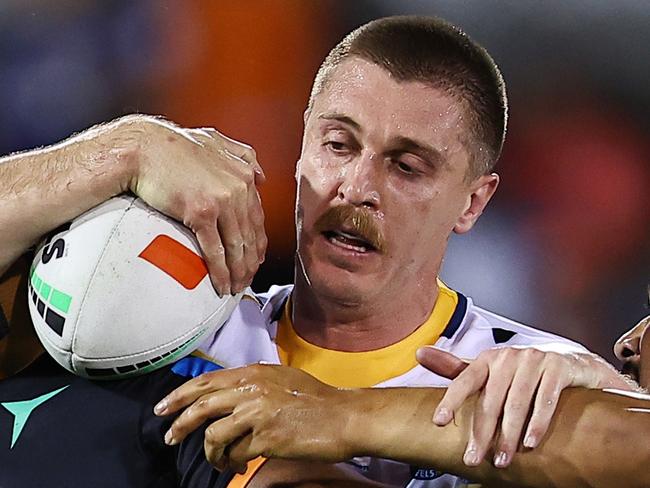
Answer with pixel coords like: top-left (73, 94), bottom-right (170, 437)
top-left (158, 364), bottom-right (650, 488)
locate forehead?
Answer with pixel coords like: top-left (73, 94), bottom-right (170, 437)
top-left (310, 58), bottom-right (469, 148)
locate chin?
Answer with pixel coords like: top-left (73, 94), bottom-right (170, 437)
top-left (300, 254), bottom-right (382, 305)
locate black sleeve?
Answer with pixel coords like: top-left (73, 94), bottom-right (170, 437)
top-left (137, 366), bottom-right (229, 488)
top-left (175, 425), bottom-right (225, 488)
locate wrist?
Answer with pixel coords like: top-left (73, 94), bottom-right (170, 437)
top-left (98, 115), bottom-right (153, 193)
top-left (340, 388), bottom-right (395, 459)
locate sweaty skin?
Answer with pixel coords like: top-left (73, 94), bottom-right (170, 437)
top-left (158, 362), bottom-right (650, 488)
top-left (291, 58), bottom-right (499, 353)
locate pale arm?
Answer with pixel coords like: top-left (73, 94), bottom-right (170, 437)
top-left (0, 120), bottom-right (134, 275)
top-left (0, 115), bottom-right (266, 292)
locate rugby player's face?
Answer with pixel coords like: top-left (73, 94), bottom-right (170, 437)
top-left (615, 314), bottom-right (650, 389)
top-left (294, 58), bottom-right (496, 303)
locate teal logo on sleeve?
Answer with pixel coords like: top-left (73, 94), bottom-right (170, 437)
top-left (1, 385), bottom-right (69, 449)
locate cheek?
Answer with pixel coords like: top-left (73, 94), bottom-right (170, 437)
top-left (296, 164), bottom-right (338, 229)
top-left (298, 149), bottom-right (343, 198)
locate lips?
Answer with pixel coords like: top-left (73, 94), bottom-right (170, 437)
top-left (322, 229), bottom-right (377, 253)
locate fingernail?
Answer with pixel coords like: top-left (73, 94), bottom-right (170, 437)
top-left (433, 407), bottom-right (451, 425)
top-left (494, 451), bottom-right (509, 468)
top-left (164, 429), bottom-right (175, 445)
top-left (463, 446), bottom-right (479, 466)
top-left (154, 398), bottom-right (168, 415)
top-left (523, 433), bottom-right (538, 448)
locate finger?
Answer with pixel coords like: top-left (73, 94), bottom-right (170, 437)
top-left (493, 358), bottom-right (544, 467)
top-left (221, 152), bottom-right (265, 266)
top-left (155, 367), bottom-right (251, 415)
top-left (230, 185), bottom-right (258, 292)
top-left (216, 203), bottom-right (246, 295)
top-left (225, 433), bottom-right (256, 475)
top-left (204, 415), bottom-right (253, 471)
top-left (195, 223), bottom-right (230, 297)
top-left (165, 388), bottom-right (249, 445)
top-left (416, 346), bottom-right (469, 379)
top-left (464, 358), bottom-right (517, 466)
top-left (432, 360), bottom-right (487, 426)
top-left (248, 186), bottom-right (267, 263)
top-left (522, 364), bottom-right (570, 449)
top-left (218, 136), bottom-right (266, 184)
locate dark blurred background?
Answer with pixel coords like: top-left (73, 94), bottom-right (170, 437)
top-left (1, 0), bottom-right (648, 362)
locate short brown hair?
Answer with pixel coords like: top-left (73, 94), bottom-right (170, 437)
top-left (308, 16), bottom-right (508, 178)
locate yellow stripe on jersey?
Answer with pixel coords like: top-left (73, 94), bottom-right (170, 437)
top-left (276, 281), bottom-right (458, 388)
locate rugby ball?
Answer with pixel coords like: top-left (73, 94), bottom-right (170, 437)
top-left (28, 195), bottom-right (241, 379)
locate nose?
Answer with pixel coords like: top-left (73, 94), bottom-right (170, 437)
top-left (337, 151), bottom-right (381, 208)
top-left (614, 336), bottom-right (640, 363)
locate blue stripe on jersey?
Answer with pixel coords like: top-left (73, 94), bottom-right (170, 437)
top-left (171, 356), bottom-right (223, 378)
top-left (441, 292), bottom-right (468, 339)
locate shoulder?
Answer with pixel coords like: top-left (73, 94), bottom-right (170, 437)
top-left (196, 284), bottom-right (292, 368)
top-left (441, 293), bottom-right (588, 357)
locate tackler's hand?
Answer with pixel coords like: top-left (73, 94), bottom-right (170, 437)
top-left (107, 115), bottom-right (267, 296)
top-left (153, 364), bottom-right (356, 474)
top-left (417, 345), bottom-right (634, 469)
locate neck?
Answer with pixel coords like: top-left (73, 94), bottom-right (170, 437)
top-left (291, 265), bottom-right (440, 352)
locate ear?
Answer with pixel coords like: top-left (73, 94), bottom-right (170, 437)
top-left (453, 173), bottom-right (499, 234)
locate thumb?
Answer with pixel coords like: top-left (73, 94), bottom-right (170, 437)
top-left (416, 346), bottom-right (469, 379)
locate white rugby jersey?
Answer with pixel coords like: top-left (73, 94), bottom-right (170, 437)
top-left (198, 284), bottom-right (586, 488)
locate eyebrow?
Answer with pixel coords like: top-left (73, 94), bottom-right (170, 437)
top-left (318, 113), bottom-right (362, 132)
top-left (318, 113), bottom-right (444, 168)
top-left (389, 136), bottom-right (444, 168)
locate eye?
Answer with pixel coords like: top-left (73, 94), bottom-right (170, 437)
top-left (325, 141), bottom-right (348, 154)
top-left (396, 161), bottom-right (415, 175)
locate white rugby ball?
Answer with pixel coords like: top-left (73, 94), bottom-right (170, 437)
top-left (28, 195), bottom-right (241, 380)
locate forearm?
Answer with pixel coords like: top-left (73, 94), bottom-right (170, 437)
top-left (0, 118), bottom-right (140, 274)
top-left (346, 387), bottom-right (650, 487)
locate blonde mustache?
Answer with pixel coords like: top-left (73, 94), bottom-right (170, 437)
top-left (314, 205), bottom-right (386, 253)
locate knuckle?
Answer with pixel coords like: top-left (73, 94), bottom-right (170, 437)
top-left (196, 373), bottom-right (215, 388)
top-left (523, 348), bottom-right (541, 359)
top-left (191, 202), bottom-right (217, 226)
top-left (233, 179), bottom-right (248, 195)
top-left (231, 409), bottom-right (246, 427)
top-left (243, 144), bottom-right (257, 159)
top-left (259, 234), bottom-right (268, 250)
top-left (204, 424), bottom-right (219, 442)
top-left (241, 167), bottom-right (255, 185)
top-left (219, 189), bottom-right (233, 202)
